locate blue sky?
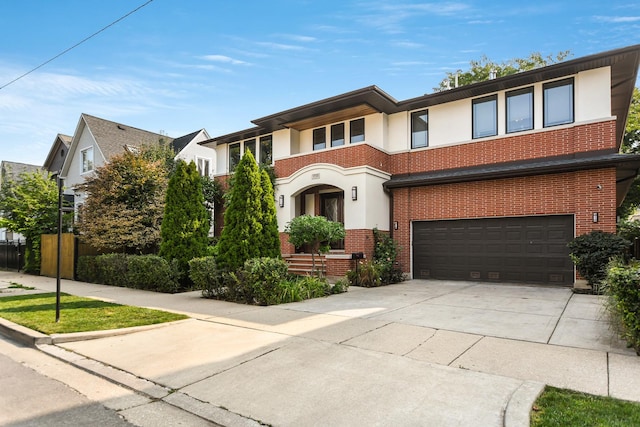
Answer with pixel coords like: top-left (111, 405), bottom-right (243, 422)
top-left (1, 0), bottom-right (639, 166)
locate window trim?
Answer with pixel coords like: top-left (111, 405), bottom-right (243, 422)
top-left (505, 87), bottom-right (534, 134)
top-left (331, 123), bottom-right (345, 147)
top-left (349, 118), bottom-right (365, 143)
top-left (313, 127), bottom-right (326, 151)
top-left (543, 77), bottom-right (574, 128)
top-left (196, 156), bottom-right (211, 177)
top-left (411, 109), bottom-right (429, 149)
top-left (472, 94), bottom-right (498, 139)
top-left (80, 147), bottom-right (94, 174)
top-left (259, 135), bottom-right (273, 165)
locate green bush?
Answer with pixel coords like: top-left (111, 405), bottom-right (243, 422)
top-left (606, 259), bottom-right (640, 355)
top-left (76, 256), bottom-right (99, 283)
top-left (568, 231), bottom-right (630, 286)
top-left (127, 255), bottom-right (180, 293)
top-left (77, 253), bottom-right (180, 293)
top-left (330, 278), bottom-right (350, 294)
top-left (373, 228), bottom-right (405, 285)
top-left (190, 256), bottom-right (227, 299)
top-left (347, 260), bottom-right (381, 287)
top-left (244, 257), bottom-right (290, 305)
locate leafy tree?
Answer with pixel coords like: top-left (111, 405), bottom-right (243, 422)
top-left (77, 149), bottom-right (169, 254)
top-left (434, 51), bottom-right (572, 91)
top-left (216, 151), bottom-right (264, 270)
top-left (159, 160), bottom-right (210, 279)
top-left (618, 88), bottom-right (640, 218)
top-left (0, 169), bottom-right (69, 273)
top-left (259, 168), bottom-right (281, 259)
top-left (285, 214), bottom-right (345, 275)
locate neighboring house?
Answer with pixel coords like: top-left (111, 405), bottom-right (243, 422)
top-left (42, 133), bottom-right (71, 179)
top-left (202, 44), bottom-right (640, 286)
top-left (59, 114), bottom-right (215, 214)
top-left (0, 161), bottom-right (42, 241)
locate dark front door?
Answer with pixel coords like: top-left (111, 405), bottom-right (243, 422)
top-left (412, 215), bottom-right (574, 285)
top-left (321, 192), bottom-right (344, 250)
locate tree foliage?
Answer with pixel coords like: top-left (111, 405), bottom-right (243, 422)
top-left (0, 169), bottom-right (68, 272)
top-left (77, 149), bottom-right (169, 254)
top-left (285, 214), bottom-right (345, 274)
top-left (434, 51), bottom-right (572, 91)
top-left (216, 151), bottom-right (265, 270)
top-left (159, 160), bottom-right (210, 277)
top-left (618, 88), bottom-right (640, 218)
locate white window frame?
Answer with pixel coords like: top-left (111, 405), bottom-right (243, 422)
top-left (196, 157), bottom-right (211, 177)
top-left (80, 147), bottom-right (94, 174)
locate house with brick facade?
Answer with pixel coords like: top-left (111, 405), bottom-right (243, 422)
top-left (203, 44), bottom-right (640, 286)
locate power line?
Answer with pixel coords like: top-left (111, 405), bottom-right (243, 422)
top-left (0, 0), bottom-right (154, 91)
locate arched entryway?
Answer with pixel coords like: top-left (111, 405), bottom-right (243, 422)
top-left (297, 185), bottom-right (344, 250)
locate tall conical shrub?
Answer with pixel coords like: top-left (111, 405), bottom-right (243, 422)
top-left (259, 168), bottom-right (281, 258)
top-left (159, 160), bottom-right (210, 276)
top-left (217, 151), bottom-right (264, 270)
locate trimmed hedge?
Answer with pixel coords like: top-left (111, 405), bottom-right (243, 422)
top-left (77, 254), bottom-right (180, 293)
top-left (568, 231), bottom-right (630, 286)
top-left (606, 259), bottom-right (640, 355)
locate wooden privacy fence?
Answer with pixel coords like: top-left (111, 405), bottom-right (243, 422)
top-left (40, 234), bottom-right (75, 279)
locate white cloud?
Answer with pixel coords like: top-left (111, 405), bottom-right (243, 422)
top-left (256, 42), bottom-right (306, 51)
top-left (279, 34), bottom-right (317, 43)
top-left (200, 54), bottom-right (249, 65)
top-left (593, 15), bottom-right (640, 23)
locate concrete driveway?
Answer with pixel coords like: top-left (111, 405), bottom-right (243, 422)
top-left (2, 272), bottom-right (640, 426)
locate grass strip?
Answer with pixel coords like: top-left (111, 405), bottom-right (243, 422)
top-left (531, 386), bottom-right (640, 427)
top-left (0, 292), bottom-right (187, 334)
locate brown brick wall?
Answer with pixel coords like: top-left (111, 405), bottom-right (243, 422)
top-left (391, 168), bottom-right (618, 274)
top-left (275, 144), bottom-right (391, 178)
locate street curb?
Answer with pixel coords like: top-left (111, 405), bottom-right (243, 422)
top-left (0, 317), bottom-right (51, 346)
top-left (503, 381), bottom-right (545, 427)
top-left (0, 317), bottom-right (193, 347)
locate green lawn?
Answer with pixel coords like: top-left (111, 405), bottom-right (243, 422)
top-left (531, 386), bottom-right (640, 427)
top-left (0, 292), bottom-right (188, 334)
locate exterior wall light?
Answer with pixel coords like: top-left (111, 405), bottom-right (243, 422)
top-left (351, 186), bottom-right (357, 201)
top-left (592, 212), bottom-right (599, 223)
top-left (279, 195), bottom-right (284, 208)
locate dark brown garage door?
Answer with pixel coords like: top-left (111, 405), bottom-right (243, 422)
top-left (413, 215), bottom-right (574, 285)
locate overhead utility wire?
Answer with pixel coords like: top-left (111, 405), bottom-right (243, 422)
top-left (0, 0), bottom-right (154, 91)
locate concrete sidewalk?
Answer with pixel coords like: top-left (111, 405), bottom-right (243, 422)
top-left (1, 271), bottom-right (640, 426)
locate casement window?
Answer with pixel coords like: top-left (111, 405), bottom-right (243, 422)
top-left (506, 87), bottom-right (534, 133)
top-left (544, 78), bottom-right (574, 127)
top-left (259, 135), bottom-right (273, 165)
top-left (229, 143), bottom-right (240, 172)
top-left (244, 139), bottom-right (256, 159)
top-left (350, 118), bottom-right (365, 143)
top-left (313, 127), bottom-right (326, 150)
top-left (196, 157), bottom-right (210, 177)
top-left (472, 95), bottom-right (498, 139)
top-left (411, 110), bottom-right (428, 148)
top-left (80, 147), bottom-right (94, 173)
top-left (331, 123), bottom-right (345, 147)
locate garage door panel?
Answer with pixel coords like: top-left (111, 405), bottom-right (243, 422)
top-left (413, 215), bottom-right (574, 285)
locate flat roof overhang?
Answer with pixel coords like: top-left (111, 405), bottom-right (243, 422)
top-left (382, 150), bottom-right (640, 207)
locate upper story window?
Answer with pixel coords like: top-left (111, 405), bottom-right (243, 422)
top-left (313, 127), bottom-right (326, 150)
top-left (80, 147), bottom-right (94, 173)
top-left (260, 135), bottom-right (273, 165)
top-left (350, 118), bottom-right (365, 143)
top-left (544, 78), bottom-right (574, 127)
top-left (244, 139), bottom-right (256, 158)
top-left (472, 95), bottom-right (498, 139)
top-left (331, 123), bottom-right (345, 147)
top-left (229, 143), bottom-right (241, 172)
top-left (506, 87), bottom-right (534, 133)
top-left (411, 110), bottom-right (428, 148)
top-left (196, 157), bottom-right (210, 177)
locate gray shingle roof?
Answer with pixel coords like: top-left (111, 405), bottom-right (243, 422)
top-left (82, 114), bottom-right (174, 161)
top-left (0, 161), bottom-right (42, 187)
top-left (171, 129), bottom-right (203, 154)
